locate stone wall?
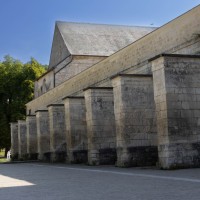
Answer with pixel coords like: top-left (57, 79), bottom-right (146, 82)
top-left (48, 104), bottom-right (66, 162)
top-left (34, 55), bottom-right (106, 99)
top-left (36, 110), bottom-right (50, 161)
top-left (64, 97), bottom-right (88, 163)
top-left (49, 24), bottom-right (71, 69)
top-left (151, 54), bottom-right (200, 169)
top-left (10, 123), bottom-right (18, 159)
top-left (26, 115), bottom-right (37, 159)
top-left (84, 87), bottom-right (116, 165)
top-left (55, 55), bottom-right (106, 86)
top-left (112, 74), bottom-right (157, 167)
top-left (26, 6), bottom-right (200, 114)
top-left (34, 70), bottom-right (54, 98)
top-left (11, 6), bottom-right (200, 170)
top-left (18, 120), bottom-right (27, 159)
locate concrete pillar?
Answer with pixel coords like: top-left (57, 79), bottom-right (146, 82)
top-left (63, 97), bottom-right (87, 163)
top-left (18, 120), bottom-right (27, 159)
top-left (151, 54), bottom-right (200, 169)
top-left (48, 104), bottom-right (66, 162)
top-left (111, 74), bottom-right (158, 167)
top-left (36, 110), bottom-right (50, 161)
top-left (26, 115), bottom-right (37, 160)
top-left (84, 87), bottom-right (116, 165)
top-left (10, 122), bottom-right (18, 160)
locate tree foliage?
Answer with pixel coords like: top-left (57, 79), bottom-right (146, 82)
top-left (0, 55), bottom-right (47, 150)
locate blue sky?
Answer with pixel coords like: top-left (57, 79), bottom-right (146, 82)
top-left (0, 0), bottom-right (199, 65)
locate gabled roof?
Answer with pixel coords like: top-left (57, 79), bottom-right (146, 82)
top-left (49, 21), bottom-right (156, 69)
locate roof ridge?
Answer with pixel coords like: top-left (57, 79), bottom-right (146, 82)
top-left (56, 21), bottom-right (158, 29)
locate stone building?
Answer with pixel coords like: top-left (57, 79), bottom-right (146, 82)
top-left (34, 22), bottom-right (156, 99)
top-left (11, 5), bottom-right (200, 169)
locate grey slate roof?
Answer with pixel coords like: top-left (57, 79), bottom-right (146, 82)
top-left (57, 21), bottom-right (156, 56)
top-left (49, 21), bottom-right (157, 68)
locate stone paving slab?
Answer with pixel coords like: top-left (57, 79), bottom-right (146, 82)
top-left (0, 163), bottom-right (200, 200)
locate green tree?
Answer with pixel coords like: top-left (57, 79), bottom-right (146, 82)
top-left (0, 55), bottom-right (46, 155)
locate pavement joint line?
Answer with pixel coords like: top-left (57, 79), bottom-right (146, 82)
top-left (25, 163), bottom-right (200, 183)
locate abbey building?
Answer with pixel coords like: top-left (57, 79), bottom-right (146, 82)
top-left (11, 6), bottom-right (200, 169)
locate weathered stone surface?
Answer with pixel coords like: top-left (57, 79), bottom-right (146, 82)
top-left (64, 97), bottom-right (88, 163)
top-left (151, 54), bottom-right (200, 169)
top-left (84, 88), bottom-right (116, 165)
top-left (18, 120), bottom-right (27, 159)
top-left (36, 22), bottom-right (155, 98)
top-left (55, 55), bottom-right (106, 86)
top-left (34, 70), bottom-right (54, 98)
top-left (12, 7), bottom-right (200, 170)
top-left (10, 123), bottom-right (18, 159)
top-left (26, 6), bottom-right (200, 114)
top-left (50, 22), bottom-right (155, 67)
top-left (48, 104), bottom-right (66, 162)
top-left (112, 74), bottom-right (157, 167)
top-left (36, 110), bottom-right (50, 161)
top-left (26, 115), bottom-right (37, 160)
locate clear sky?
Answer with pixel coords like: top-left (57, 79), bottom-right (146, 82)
top-left (0, 0), bottom-right (199, 65)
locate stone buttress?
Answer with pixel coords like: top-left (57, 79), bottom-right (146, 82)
top-left (10, 122), bottom-right (19, 160)
top-left (151, 54), bottom-right (200, 169)
top-left (84, 87), bottom-right (116, 165)
top-left (18, 120), bottom-right (27, 159)
top-left (48, 104), bottom-right (66, 162)
top-left (63, 97), bottom-right (88, 163)
top-left (26, 115), bottom-right (37, 160)
top-left (111, 74), bottom-right (158, 167)
top-left (36, 110), bottom-right (50, 161)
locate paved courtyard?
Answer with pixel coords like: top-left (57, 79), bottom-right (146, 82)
top-left (0, 163), bottom-right (200, 200)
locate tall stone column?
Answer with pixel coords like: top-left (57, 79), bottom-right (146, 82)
top-left (26, 115), bottom-right (37, 160)
top-left (18, 120), bottom-right (27, 159)
top-left (10, 122), bottom-right (18, 160)
top-left (63, 97), bottom-right (88, 163)
top-left (36, 110), bottom-right (50, 161)
top-left (84, 87), bottom-right (116, 165)
top-left (111, 74), bottom-right (157, 167)
top-left (48, 104), bottom-right (66, 162)
top-left (151, 54), bottom-right (200, 169)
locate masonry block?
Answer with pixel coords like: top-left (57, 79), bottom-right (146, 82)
top-left (36, 110), bottom-right (50, 161)
top-left (18, 120), bottom-right (27, 159)
top-left (64, 97), bottom-right (88, 163)
top-left (26, 115), bottom-right (37, 160)
top-left (10, 123), bottom-right (18, 160)
top-left (84, 87), bottom-right (116, 165)
top-left (48, 104), bottom-right (66, 162)
top-left (151, 54), bottom-right (200, 169)
top-left (111, 74), bottom-right (158, 167)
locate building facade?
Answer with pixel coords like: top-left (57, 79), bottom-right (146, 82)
top-left (11, 6), bottom-right (200, 169)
